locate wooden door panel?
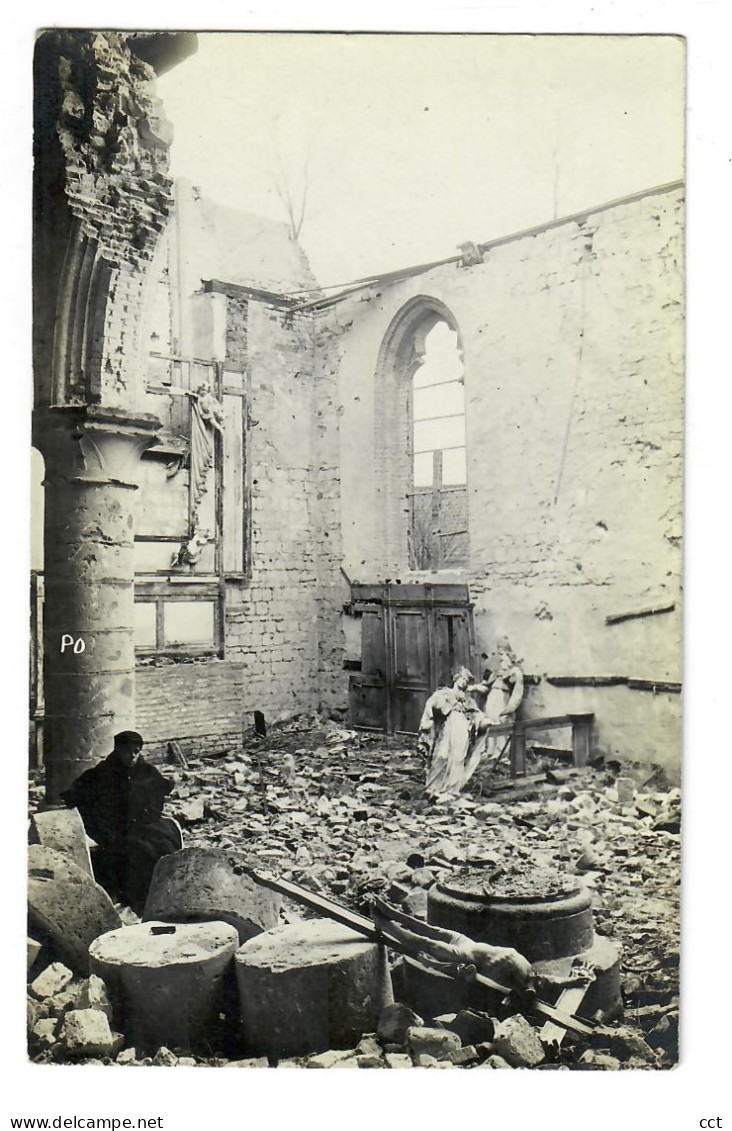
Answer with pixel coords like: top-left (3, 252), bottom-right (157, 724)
top-left (349, 676), bottom-right (387, 731)
top-left (392, 609), bottom-right (430, 683)
top-left (360, 607), bottom-right (386, 677)
top-left (392, 686), bottom-right (430, 734)
top-left (434, 609), bottom-right (473, 686)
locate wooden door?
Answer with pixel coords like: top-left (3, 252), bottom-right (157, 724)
top-left (348, 603), bottom-right (387, 730)
top-left (389, 605), bottom-right (432, 733)
top-left (349, 583), bottom-right (476, 734)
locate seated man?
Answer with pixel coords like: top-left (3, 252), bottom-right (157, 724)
top-left (61, 731), bottom-right (180, 913)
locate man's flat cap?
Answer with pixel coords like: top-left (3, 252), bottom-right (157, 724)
top-left (114, 730), bottom-right (144, 746)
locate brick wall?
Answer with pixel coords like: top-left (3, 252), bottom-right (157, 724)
top-left (136, 661), bottom-right (244, 753)
top-left (329, 185), bottom-right (684, 774)
top-left (131, 181), bottom-right (683, 773)
top-left (135, 293), bottom-right (346, 745)
top-left (222, 303), bottom-right (345, 716)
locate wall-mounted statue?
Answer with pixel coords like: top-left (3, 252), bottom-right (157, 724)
top-left (187, 384), bottom-right (224, 522)
top-left (171, 528), bottom-right (212, 569)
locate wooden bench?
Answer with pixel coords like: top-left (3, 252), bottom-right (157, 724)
top-left (483, 713), bottom-right (594, 777)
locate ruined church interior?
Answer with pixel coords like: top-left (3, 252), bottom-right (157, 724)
top-left (27, 30), bottom-right (682, 1073)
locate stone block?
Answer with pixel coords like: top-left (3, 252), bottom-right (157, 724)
top-left (60, 1009), bottom-right (121, 1059)
top-left (433, 1009), bottom-right (495, 1046)
top-left (235, 921), bottom-right (393, 1060)
top-left (481, 1054), bottom-right (513, 1069)
top-left (579, 1050), bottom-right (622, 1070)
top-left (493, 1014), bottom-right (545, 1067)
top-left (377, 1002), bottom-right (423, 1046)
top-left (30, 963), bottom-right (74, 1001)
top-left (27, 937), bottom-right (43, 972)
top-left (428, 839), bottom-right (465, 864)
top-left (46, 984), bottom-right (81, 1018)
top-left (29, 808), bottom-right (93, 876)
top-left (647, 1010), bottom-right (678, 1058)
top-left (27, 996), bottom-right (40, 1030)
top-left (406, 1026), bottom-right (462, 1061)
top-left (306, 1049), bottom-right (356, 1068)
top-left (355, 1034), bottom-right (382, 1058)
top-left (356, 1054), bottom-right (383, 1068)
top-left (32, 1017), bottom-right (59, 1047)
top-left (386, 1053), bottom-right (413, 1068)
top-left (90, 920), bottom-right (239, 1053)
top-left (591, 1025), bottom-right (657, 1064)
top-left (152, 1047), bottom-right (178, 1066)
top-left (448, 1044), bottom-right (479, 1065)
top-left (143, 848), bottom-right (281, 943)
top-left (402, 889), bottom-right (429, 919)
top-left (76, 974), bottom-right (114, 1021)
top-left (28, 845), bottom-right (121, 974)
top-left (387, 881), bottom-right (411, 904)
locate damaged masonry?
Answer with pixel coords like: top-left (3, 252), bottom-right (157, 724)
top-left (29, 31), bottom-right (682, 1070)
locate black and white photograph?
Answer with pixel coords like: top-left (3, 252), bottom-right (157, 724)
top-left (6, 5), bottom-right (730, 1126)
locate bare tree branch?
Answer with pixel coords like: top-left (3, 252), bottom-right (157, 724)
top-left (268, 117), bottom-right (313, 241)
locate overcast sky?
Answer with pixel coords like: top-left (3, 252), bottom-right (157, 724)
top-left (158, 32), bottom-right (685, 286)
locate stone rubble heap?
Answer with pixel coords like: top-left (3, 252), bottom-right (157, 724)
top-left (28, 715), bottom-right (680, 1069)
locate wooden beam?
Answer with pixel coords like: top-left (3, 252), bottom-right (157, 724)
top-left (605, 601), bottom-right (675, 626)
top-left (538, 983), bottom-right (592, 1046)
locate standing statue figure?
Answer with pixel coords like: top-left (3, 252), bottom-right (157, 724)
top-left (470, 647), bottom-right (525, 763)
top-left (187, 384), bottom-right (224, 522)
top-left (418, 667), bottom-right (491, 803)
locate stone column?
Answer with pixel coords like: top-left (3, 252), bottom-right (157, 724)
top-left (34, 405), bottom-right (161, 802)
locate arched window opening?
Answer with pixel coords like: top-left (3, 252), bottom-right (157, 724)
top-left (408, 321), bottom-right (468, 569)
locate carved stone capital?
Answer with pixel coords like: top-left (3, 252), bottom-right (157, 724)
top-left (34, 404), bottom-right (162, 486)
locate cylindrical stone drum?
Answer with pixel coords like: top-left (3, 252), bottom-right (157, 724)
top-left (143, 848), bottom-right (281, 943)
top-left (428, 866), bottom-right (594, 962)
top-left (27, 844), bottom-right (121, 974)
top-left (90, 920), bottom-right (239, 1053)
top-left (401, 954), bottom-right (504, 1020)
top-left (533, 935), bottom-right (623, 1020)
top-left (235, 922), bottom-right (393, 1060)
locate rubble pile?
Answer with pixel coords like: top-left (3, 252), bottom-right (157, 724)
top-left (27, 715), bottom-right (680, 1069)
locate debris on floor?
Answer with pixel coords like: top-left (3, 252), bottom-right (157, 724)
top-left (27, 715), bottom-right (680, 1069)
